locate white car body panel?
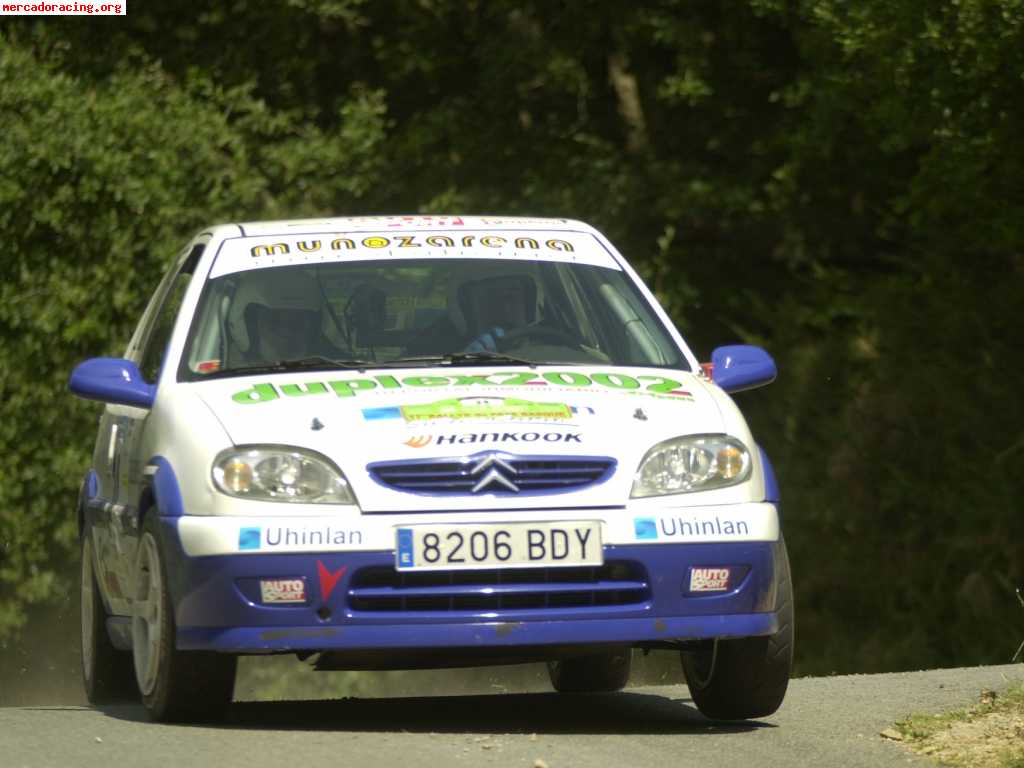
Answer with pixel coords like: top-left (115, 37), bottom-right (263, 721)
top-left (132, 216), bottom-right (773, 556)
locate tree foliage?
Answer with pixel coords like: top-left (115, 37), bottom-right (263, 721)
top-left (0, 30), bottom-right (388, 637)
top-left (0, 0), bottom-right (1021, 675)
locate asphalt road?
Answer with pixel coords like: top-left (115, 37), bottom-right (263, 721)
top-left (2, 664), bottom-right (1022, 768)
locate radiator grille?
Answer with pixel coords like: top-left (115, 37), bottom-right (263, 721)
top-left (367, 452), bottom-right (616, 496)
top-left (347, 561), bottom-right (649, 613)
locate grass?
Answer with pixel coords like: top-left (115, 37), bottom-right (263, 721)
top-left (890, 682), bottom-right (1024, 768)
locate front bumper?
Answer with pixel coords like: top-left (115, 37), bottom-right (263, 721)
top-left (157, 517), bottom-right (786, 654)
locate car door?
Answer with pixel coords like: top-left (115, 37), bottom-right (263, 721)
top-left (95, 237), bottom-right (206, 613)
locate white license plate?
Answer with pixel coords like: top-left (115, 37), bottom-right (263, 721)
top-left (395, 521), bottom-right (603, 571)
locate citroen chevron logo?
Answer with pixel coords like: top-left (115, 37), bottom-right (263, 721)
top-left (469, 454), bottom-right (519, 493)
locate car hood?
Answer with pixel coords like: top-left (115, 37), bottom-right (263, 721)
top-left (195, 365), bottom-right (727, 512)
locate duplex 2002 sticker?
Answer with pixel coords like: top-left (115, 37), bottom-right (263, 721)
top-left (232, 370), bottom-right (695, 404)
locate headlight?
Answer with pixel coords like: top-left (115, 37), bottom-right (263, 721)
top-left (213, 446), bottom-right (355, 503)
top-left (631, 434), bottom-right (751, 498)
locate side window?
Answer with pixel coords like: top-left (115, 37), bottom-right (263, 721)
top-left (138, 244), bottom-right (203, 383)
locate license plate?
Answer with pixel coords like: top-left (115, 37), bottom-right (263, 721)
top-left (395, 521), bottom-right (603, 571)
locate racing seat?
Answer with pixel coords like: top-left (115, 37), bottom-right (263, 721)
top-left (243, 303), bottom-right (321, 362)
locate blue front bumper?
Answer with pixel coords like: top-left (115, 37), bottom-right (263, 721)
top-left (158, 517), bottom-right (785, 654)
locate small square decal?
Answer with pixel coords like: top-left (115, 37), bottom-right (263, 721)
top-left (634, 518), bottom-right (658, 540)
top-left (238, 527), bottom-right (262, 551)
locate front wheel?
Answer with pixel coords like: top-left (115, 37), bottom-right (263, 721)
top-left (133, 513), bottom-right (236, 722)
top-left (547, 648), bottom-right (632, 693)
top-left (681, 540), bottom-right (794, 720)
top-left (81, 529), bottom-right (136, 703)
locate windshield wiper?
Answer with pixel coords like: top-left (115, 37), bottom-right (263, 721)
top-left (379, 351), bottom-right (539, 368)
top-left (202, 352), bottom-right (540, 379)
top-left (205, 356), bottom-right (376, 378)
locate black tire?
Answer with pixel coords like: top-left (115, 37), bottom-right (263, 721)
top-left (81, 529), bottom-right (137, 704)
top-left (681, 539), bottom-right (794, 720)
top-left (133, 512), bottom-right (237, 723)
top-left (547, 647), bottom-right (632, 693)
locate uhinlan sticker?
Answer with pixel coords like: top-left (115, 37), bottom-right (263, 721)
top-left (239, 525), bottom-right (363, 550)
top-left (633, 516), bottom-right (752, 540)
top-left (231, 371), bottom-right (694, 404)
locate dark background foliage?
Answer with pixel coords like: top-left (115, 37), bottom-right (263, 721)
top-left (1, 0), bottom-right (1021, 697)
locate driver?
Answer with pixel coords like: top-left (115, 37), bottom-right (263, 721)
top-left (461, 274), bottom-right (534, 352)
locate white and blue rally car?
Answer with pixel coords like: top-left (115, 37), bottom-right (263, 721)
top-left (70, 216), bottom-right (792, 722)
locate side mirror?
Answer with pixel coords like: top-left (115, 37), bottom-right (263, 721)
top-left (709, 345), bottom-right (777, 393)
top-left (69, 358), bottom-right (156, 409)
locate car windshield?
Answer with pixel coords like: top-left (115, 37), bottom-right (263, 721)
top-left (179, 258), bottom-right (686, 380)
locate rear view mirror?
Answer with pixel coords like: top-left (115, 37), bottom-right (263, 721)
top-left (69, 357), bottom-right (156, 409)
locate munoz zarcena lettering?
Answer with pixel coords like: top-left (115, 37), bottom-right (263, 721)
top-left (70, 215), bottom-right (792, 723)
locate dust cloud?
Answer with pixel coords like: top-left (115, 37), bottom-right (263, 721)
top-left (0, 596), bottom-right (87, 707)
top-left (1, 598), bottom-right (683, 707)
